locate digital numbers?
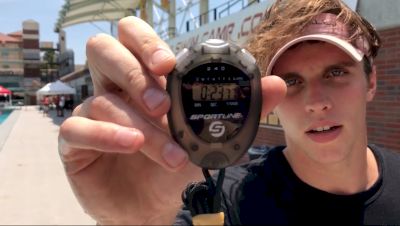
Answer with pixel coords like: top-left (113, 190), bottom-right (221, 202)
top-left (192, 83), bottom-right (239, 101)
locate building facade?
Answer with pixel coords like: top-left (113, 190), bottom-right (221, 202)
top-left (60, 66), bottom-right (92, 105)
top-left (0, 31), bottom-right (24, 103)
top-left (1, 19), bottom-right (75, 105)
top-left (0, 20), bottom-right (42, 104)
top-left (22, 20), bottom-right (42, 104)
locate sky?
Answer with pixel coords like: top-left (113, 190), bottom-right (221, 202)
top-left (0, 0), bottom-right (235, 65)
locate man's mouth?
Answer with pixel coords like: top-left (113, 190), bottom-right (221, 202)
top-left (306, 125), bottom-right (342, 134)
top-left (305, 124), bottom-right (343, 143)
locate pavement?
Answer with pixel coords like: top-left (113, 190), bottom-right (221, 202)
top-left (0, 106), bottom-right (95, 225)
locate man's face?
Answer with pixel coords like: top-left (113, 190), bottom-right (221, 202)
top-left (272, 42), bottom-right (376, 164)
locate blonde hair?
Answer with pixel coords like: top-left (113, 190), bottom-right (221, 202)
top-left (246, 0), bottom-right (381, 76)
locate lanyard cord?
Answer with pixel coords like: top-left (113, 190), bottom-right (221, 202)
top-left (203, 168), bottom-right (225, 213)
top-left (182, 168), bottom-right (226, 216)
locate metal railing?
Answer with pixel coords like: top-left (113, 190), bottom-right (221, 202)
top-left (185, 0), bottom-right (260, 33)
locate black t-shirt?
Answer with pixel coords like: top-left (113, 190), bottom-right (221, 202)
top-left (175, 145), bottom-right (400, 225)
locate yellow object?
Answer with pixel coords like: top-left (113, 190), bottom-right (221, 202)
top-left (192, 212), bottom-right (225, 226)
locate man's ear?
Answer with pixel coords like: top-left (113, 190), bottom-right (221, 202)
top-left (366, 65), bottom-right (377, 102)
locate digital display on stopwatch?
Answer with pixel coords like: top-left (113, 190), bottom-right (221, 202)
top-left (181, 62), bottom-right (251, 143)
top-left (192, 83), bottom-right (239, 101)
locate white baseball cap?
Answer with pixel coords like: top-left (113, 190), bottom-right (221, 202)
top-left (266, 13), bottom-right (371, 75)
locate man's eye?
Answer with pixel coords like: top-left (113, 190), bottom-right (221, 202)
top-left (285, 78), bottom-right (302, 87)
top-left (327, 68), bottom-right (347, 78)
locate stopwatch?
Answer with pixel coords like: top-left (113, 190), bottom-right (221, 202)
top-left (167, 39), bottom-right (262, 169)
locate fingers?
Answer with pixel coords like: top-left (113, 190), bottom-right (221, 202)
top-left (68, 94), bottom-right (189, 171)
top-left (59, 116), bottom-right (146, 176)
top-left (261, 75), bottom-right (287, 117)
top-left (118, 16), bottom-right (176, 76)
top-left (86, 33), bottom-right (170, 117)
top-left (58, 137), bottom-right (102, 175)
top-left (60, 116), bottom-right (145, 153)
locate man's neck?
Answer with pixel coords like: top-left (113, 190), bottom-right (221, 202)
top-left (283, 144), bottom-right (379, 195)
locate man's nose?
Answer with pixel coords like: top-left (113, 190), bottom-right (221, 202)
top-left (304, 83), bottom-right (332, 113)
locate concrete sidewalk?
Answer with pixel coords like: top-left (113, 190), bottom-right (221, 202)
top-left (0, 106), bottom-right (95, 225)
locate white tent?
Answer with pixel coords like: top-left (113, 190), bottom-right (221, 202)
top-left (36, 80), bottom-right (76, 97)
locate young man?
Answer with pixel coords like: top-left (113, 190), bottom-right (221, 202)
top-left (58, 0), bottom-right (400, 224)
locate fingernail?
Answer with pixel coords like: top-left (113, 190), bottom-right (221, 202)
top-left (152, 48), bottom-right (172, 66)
top-left (143, 88), bottom-right (166, 111)
top-left (115, 129), bottom-right (138, 147)
top-left (162, 143), bottom-right (188, 168)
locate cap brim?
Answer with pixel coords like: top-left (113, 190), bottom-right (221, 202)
top-left (266, 34), bottom-right (365, 75)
